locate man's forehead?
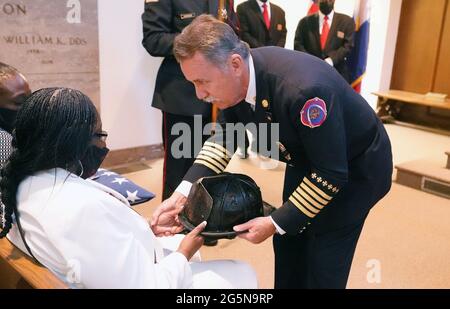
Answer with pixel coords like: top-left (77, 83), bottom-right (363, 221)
top-left (181, 53), bottom-right (215, 78)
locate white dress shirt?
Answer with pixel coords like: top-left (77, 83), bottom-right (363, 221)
top-left (256, 0), bottom-right (271, 21)
top-left (318, 10), bottom-right (334, 35)
top-left (318, 10), bottom-right (335, 66)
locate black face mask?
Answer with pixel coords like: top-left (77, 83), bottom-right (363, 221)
top-left (0, 108), bottom-right (18, 134)
top-left (80, 145), bottom-right (109, 179)
top-left (319, 2), bottom-right (334, 16)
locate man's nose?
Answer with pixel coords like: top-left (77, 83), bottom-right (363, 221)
top-left (195, 86), bottom-right (208, 101)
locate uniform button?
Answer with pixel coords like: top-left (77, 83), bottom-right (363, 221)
top-left (262, 99), bottom-right (269, 108)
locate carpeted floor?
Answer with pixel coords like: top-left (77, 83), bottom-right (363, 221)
top-left (128, 124), bottom-right (450, 288)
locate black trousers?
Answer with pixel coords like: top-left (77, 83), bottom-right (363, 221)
top-left (273, 165), bottom-right (369, 289)
top-left (273, 218), bottom-right (365, 289)
top-left (162, 112), bottom-right (211, 200)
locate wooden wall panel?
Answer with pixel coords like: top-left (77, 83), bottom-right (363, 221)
top-left (433, 1), bottom-right (450, 94)
top-left (391, 0), bottom-right (447, 93)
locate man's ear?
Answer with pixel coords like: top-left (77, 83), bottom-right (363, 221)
top-left (230, 54), bottom-right (245, 76)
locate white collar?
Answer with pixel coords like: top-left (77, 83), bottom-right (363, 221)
top-left (319, 10), bottom-right (334, 24)
top-left (256, 0), bottom-right (270, 8)
top-left (245, 54), bottom-right (256, 109)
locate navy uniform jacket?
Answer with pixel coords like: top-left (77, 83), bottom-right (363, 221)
top-left (183, 47), bottom-right (392, 234)
top-left (294, 13), bottom-right (355, 83)
top-left (237, 0), bottom-right (287, 48)
top-left (142, 0), bottom-right (238, 116)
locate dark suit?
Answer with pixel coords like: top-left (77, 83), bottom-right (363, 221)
top-left (294, 12), bottom-right (355, 82)
top-left (237, 0), bottom-right (287, 48)
top-left (183, 47), bottom-right (393, 288)
top-left (142, 0), bottom-right (238, 199)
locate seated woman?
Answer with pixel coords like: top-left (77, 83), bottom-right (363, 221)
top-left (0, 62), bottom-right (31, 167)
top-left (0, 88), bottom-right (257, 289)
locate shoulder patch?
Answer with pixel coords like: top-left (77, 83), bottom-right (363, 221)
top-left (300, 97), bottom-right (327, 128)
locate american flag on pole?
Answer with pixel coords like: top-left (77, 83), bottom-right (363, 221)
top-left (307, 0), bottom-right (319, 15)
top-left (91, 168), bottom-right (155, 206)
top-left (348, 0), bottom-right (371, 93)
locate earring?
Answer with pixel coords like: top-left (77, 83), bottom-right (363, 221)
top-left (77, 160), bottom-right (84, 177)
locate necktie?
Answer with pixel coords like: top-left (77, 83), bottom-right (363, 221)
top-left (262, 3), bottom-right (270, 30)
top-left (321, 15), bottom-right (329, 50)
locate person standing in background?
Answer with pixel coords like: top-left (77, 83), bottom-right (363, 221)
top-left (141, 0), bottom-right (239, 201)
top-left (0, 62), bottom-right (31, 166)
top-left (236, 0), bottom-right (286, 158)
top-left (294, 0), bottom-right (355, 83)
top-left (237, 0), bottom-right (287, 48)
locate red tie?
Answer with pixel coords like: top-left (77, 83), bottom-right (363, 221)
top-left (321, 15), bottom-right (330, 50)
top-left (262, 3), bottom-right (270, 30)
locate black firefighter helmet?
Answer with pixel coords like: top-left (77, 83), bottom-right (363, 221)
top-left (179, 173), bottom-right (266, 239)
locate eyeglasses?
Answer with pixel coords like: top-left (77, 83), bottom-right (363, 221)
top-left (94, 130), bottom-right (108, 142)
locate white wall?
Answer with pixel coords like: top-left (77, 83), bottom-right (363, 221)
top-left (98, 0), bottom-right (162, 151)
top-left (362, 0), bottom-right (402, 107)
top-left (97, 0), bottom-right (402, 151)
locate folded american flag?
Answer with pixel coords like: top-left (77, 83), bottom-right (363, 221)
top-left (91, 168), bottom-right (155, 206)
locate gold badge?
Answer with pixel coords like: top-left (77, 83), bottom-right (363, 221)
top-left (262, 99), bottom-right (269, 108)
top-left (180, 13), bottom-right (196, 19)
top-left (277, 24), bottom-right (283, 31)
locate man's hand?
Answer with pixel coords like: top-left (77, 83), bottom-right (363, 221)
top-left (151, 192), bottom-right (186, 237)
top-left (233, 217), bottom-right (276, 244)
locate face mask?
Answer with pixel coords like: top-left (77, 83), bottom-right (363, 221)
top-left (0, 108), bottom-right (18, 134)
top-left (80, 145), bottom-right (109, 179)
top-left (319, 2), bottom-right (334, 16)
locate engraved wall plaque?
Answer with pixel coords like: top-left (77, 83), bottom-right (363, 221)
top-left (0, 0), bottom-right (100, 109)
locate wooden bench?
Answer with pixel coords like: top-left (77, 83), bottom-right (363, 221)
top-left (0, 238), bottom-right (68, 289)
top-left (373, 90), bottom-right (450, 131)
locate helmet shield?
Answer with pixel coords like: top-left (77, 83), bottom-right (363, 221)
top-left (179, 173), bottom-right (264, 239)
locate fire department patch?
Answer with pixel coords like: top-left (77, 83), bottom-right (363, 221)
top-left (300, 97), bottom-right (327, 128)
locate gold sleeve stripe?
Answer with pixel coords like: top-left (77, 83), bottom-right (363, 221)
top-left (196, 154), bottom-right (227, 170)
top-left (198, 151), bottom-right (229, 169)
top-left (299, 182), bottom-right (330, 205)
top-left (200, 149), bottom-right (230, 165)
top-left (204, 141), bottom-right (232, 158)
top-left (194, 159), bottom-right (222, 174)
top-left (200, 147), bottom-right (231, 162)
top-left (289, 196), bottom-right (316, 218)
top-left (294, 189), bottom-right (324, 211)
top-left (198, 152), bottom-right (229, 169)
top-left (303, 178), bottom-right (332, 200)
top-left (291, 191), bottom-right (320, 214)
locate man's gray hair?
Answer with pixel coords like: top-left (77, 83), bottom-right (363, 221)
top-left (174, 14), bottom-right (250, 69)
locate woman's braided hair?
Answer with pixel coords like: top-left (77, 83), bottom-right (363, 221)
top-left (0, 87), bottom-right (98, 237)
